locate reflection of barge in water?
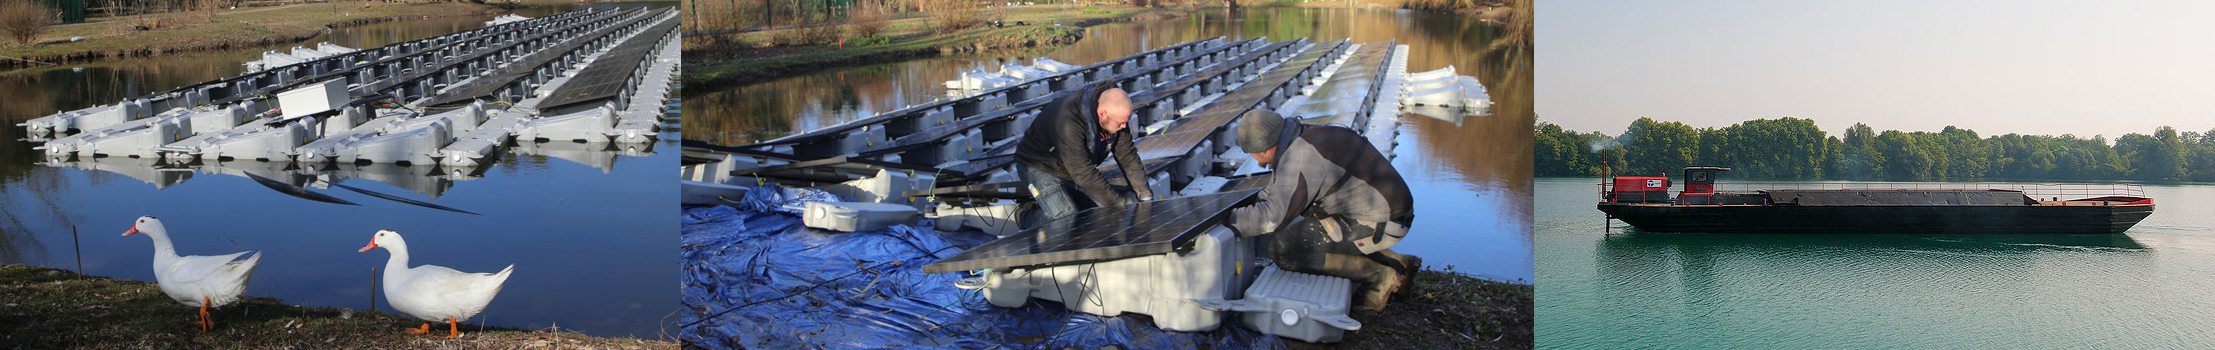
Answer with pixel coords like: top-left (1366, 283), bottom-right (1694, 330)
top-left (1597, 167), bottom-right (2155, 234)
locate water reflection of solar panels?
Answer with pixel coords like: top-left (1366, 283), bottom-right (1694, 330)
top-left (1131, 129), bottom-right (1215, 161)
top-left (921, 188), bottom-right (1260, 273)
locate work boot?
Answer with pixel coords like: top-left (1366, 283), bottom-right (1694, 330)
top-left (1312, 253), bottom-right (1401, 312)
top-left (1363, 249), bottom-right (1423, 299)
top-left (1394, 252), bottom-right (1422, 299)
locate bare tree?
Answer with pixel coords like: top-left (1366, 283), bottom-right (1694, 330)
top-left (200, 0), bottom-right (218, 22)
top-left (847, 0), bottom-right (888, 38)
top-left (2, 0), bottom-right (57, 47)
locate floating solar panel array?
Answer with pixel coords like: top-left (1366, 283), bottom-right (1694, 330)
top-left (921, 188), bottom-right (1261, 273)
top-left (24, 7), bottom-right (681, 200)
top-left (683, 37), bottom-right (1313, 199)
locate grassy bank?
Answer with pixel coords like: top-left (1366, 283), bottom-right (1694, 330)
top-left (0, 264), bottom-right (675, 349)
top-left (1296, 268), bottom-right (1531, 349)
top-left (680, 4), bottom-right (1179, 92)
top-left (0, 2), bottom-right (506, 70)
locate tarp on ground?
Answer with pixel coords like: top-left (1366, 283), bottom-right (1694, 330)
top-left (679, 184), bottom-right (1288, 350)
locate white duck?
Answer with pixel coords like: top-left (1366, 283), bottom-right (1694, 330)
top-left (122, 216), bottom-right (261, 332)
top-left (358, 229), bottom-right (513, 338)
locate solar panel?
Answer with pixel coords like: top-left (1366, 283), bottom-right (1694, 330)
top-left (1138, 40), bottom-right (1343, 137)
top-left (1129, 39), bottom-right (1299, 106)
top-left (538, 12), bottom-right (677, 109)
top-left (1100, 158), bottom-right (1179, 187)
top-left (1158, 109), bottom-right (1241, 136)
top-left (362, 10), bottom-right (636, 99)
top-left (861, 97), bottom-right (1055, 156)
top-left (750, 38), bottom-right (1225, 148)
top-left (1130, 129), bottom-right (1214, 161)
top-left (1221, 173), bottom-right (1273, 192)
top-left (427, 12), bottom-right (677, 106)
top-left (944, 158), bottom-right (1014, 178)
top-left (921, 188), bottom-right (1261, 273)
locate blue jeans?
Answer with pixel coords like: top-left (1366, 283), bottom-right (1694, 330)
top-left (1019, 163), bottom-right (1097, 220)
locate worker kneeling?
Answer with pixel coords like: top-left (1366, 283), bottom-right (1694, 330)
top-left (1013, 84), bottom-right (1157, 220)
top-left (1225, 110), bottom-right (1421, 312)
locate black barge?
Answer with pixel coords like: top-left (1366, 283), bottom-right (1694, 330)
top-left (1597, 167), bottom-right (2155, 234)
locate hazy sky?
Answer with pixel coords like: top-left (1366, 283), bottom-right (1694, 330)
top-left (1538, 0), bottom-right (2215, 140)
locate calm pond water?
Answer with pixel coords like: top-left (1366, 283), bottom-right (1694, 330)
top-left (682, 8), bottom-right (1533, 282)
top-left (1535, 177), bottom-right (2215, 348)
top-left (0, 4), bottom-right (679, 339)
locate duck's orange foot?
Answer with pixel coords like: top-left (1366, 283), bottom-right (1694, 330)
top-left (405, 322), bottom-right (431, 335)
top-left (198, 298), bottom-right (212, 332)
top-left (446, 318), bottom-right (460, 338)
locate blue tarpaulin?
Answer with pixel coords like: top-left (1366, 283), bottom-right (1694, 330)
top-left (680, 185), bottom-right (1288, 350)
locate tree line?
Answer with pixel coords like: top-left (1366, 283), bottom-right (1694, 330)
top-left (1536, 117), bottom-right (2215, 182)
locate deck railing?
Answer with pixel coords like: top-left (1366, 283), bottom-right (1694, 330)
top-left (1599, 181), bottom-right (2147, 203)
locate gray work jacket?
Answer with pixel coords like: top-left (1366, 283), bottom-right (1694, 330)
top-left (1226, 123), bottom-right (1414, 253)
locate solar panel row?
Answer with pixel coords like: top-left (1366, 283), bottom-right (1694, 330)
top-left (537, 11), bottom-right (681, 109)
top-left (920, 188), bottom-right (1261, 273)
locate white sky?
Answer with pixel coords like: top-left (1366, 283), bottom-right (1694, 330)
top-left (1537, 0), bottom-right (2215, 139)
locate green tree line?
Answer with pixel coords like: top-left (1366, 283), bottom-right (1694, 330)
top-left (1536, 117), bottom-right (2215, 182)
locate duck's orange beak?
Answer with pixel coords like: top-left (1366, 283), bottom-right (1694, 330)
top-left (122, 225), bottom-right (139, 236)
top-left (358, 241), bottom-right (378, 253)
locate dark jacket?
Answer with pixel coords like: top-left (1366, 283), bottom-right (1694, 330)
top-left (1227, 123), bottom-right (1414, 243)
top-left (1012, 84), bottom-right (1155, 204)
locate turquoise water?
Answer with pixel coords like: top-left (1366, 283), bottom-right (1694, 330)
top-left (1536, 177), bottom-right (2215, 348)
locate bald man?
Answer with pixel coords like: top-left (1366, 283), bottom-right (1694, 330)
top-left (1013, 84), bottom-right (1156, 220)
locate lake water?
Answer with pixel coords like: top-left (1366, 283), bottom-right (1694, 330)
top-left (1535, 177), bottom-right (2215, 348)
top-left (680, 7), bottom-right (1533, 282)
top-left (0, 4), bottom-right (679, 339)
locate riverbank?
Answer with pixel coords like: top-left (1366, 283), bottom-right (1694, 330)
top-left (680, 4), bottom-right (1180, 92)
top-left (0, 264), bottom-right (676, 349)
top-left (1307, 268), bottom-right (1532, 349)
top-left (0, 2), bottom-right (506, 70)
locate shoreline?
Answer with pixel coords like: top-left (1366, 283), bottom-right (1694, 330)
top-left (0, 264), bottom-right (676, 349)
top-left (0, 2), bottom-right (512, 71)
top-left (679, 5), bottom-right (1184, 92)
top-left (679, 2), bottom-right (1519, 94)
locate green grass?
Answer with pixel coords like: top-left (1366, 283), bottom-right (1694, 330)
top-left (849, 34), bottom-right (892, 46)
top-left (0, 264), bottom-right (675, 349)
top-left (1, 2), bottom-right (503, 62)
top-left (1298, 267), bottom-right (1533, 349)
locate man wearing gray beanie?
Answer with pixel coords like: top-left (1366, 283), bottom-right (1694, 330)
top-left (1224, 110), bottom-right (1422, 312)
